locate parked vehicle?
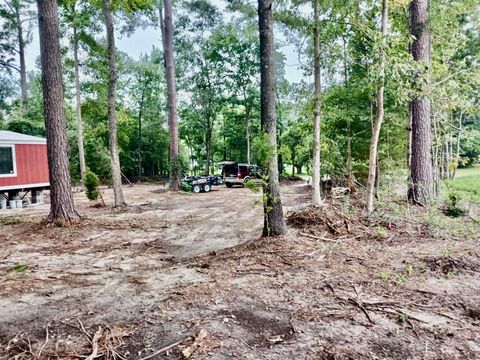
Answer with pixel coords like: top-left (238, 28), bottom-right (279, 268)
top-left (222, 162), bottom-right (263, 188)
top-left (181, 175), bottom-right (222, 193)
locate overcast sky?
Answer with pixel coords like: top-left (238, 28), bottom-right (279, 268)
top-left (22, 13), bottom-right (305, 85)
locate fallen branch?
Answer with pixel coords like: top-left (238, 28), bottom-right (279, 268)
top-left (35, 323), bottom-right (50, 359)
top-left (240, 338), bottom-right (253, 350)
top-left (138, 336), bottom-right (193, 360)
top-left (77, 319), bottom-right (92, 343)
top-left (182, 329), bottom-right (208, 358)
top-left (85, 326), bottom-right (102, 360)
top-left (236, 268), bottom-right (277, 276)
top-left (300, 232), bottom-right (337, 242)
top-left (348, 298), bottom-right (375, 324)
top-left (373, 307), bottom-right (430, 324)
top-left (468, 215), bottom-right (479, 223)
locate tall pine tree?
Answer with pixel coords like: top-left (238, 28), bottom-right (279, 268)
top-left (37, 0), bottom-right (79, 223)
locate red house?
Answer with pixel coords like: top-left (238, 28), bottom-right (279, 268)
top-left (0, 131), bottom-right (49, 202)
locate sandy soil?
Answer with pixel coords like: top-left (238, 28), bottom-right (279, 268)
top-left (0, 182), bottom-right (479, 359)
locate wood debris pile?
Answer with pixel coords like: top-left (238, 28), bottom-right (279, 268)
top-left (4, 322), bottom-right (132, 360)
top-left (422, 255), bottom-right (480, 275)
top-left (287, 204), bottom-right (372, 238)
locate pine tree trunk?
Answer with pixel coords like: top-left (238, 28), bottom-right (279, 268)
top-left (73, 22), bottom-right (86, 186)
top-left (347, 121), bottom-right (353, 186)
top-left (311, 0), bottom-right (321, 206)
top-left (102, 0), bottom-right (126, 207)
top-left (344, 37), bottom-right (355, 193)
top-left (258, 0), bottom-right (287, 236)
top-left (37, 0), bottom-right (79, 223)
top-left (443, 135), bottom-right (448, 180)
top-left (431, 115), bottom-right (440, 196)
top-left (448, 131), bottom-right (453, 179)
top-left (408, 0), bottom-right (432, 205)
top-left (291, 148), bottom-right (296, 176)
top-left (366, 0), bottom-right (388, 214)
top-left (452, 111), bottom-right (462, 179)
top-left (15, 1), bottom-right (28, 110)
top-left (246, 116), bottom-right (251, 164)
top-left (137, 88), bottom-right (144, 181)
top-left (205, 127), bottom-right (212, 175)
top-left (222, 116), bottom-right (227, 161)
top-left (407, 102), bottom-right (413, 168)
top-left (243, 87), bottom-right (251, 164)
top-left (160, 0), bottom-right (180, 191)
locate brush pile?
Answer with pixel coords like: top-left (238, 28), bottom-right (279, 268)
top-left (287, 204), bottom-right (372, 238)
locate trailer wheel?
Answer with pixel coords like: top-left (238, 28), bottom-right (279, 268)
top-left (203, 184), bottom-right (211, 192)
top-left (192, 185), bottom-right (201, 193)
top-left (225, 182), bottom-right (233, 188)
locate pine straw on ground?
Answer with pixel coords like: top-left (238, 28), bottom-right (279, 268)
top-left (3, 321), bottom-right (134, 360)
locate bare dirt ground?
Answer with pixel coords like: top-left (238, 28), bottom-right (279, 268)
top-left (0, 182), bottom-right (479, 359)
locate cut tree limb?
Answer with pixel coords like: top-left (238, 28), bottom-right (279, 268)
top-left (138, 336), bottom-right (193, 360)
top-left (300, 232), bottom-right (337, 242)
top-left (85, 326), bottom-right (102, 360)
top-left (182, 328), bottom-right (208, 358)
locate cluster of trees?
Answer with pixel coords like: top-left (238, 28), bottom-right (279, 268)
top-left (0, 0), bottom-right (479, 232)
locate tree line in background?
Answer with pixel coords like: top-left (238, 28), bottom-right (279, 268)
top-left (0, 0), bottom-right (479, 232)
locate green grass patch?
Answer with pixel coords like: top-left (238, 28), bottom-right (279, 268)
top-left (442, 172), bottom-right (480, 205)
top-left (0, 216), bottom-right (21, 225)
top-left (12, 264), bottom-right (29, 272)
top-left (455, 165), bottom-right (480, 178)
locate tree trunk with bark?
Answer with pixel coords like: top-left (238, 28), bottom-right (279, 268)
top-left (37, 0), bottom-right (79, 223)
top-left (431, 114), bottom-right (440, 196)
top-left (291, 147), bottom-right (296, 176)
top-left (73, 19), bottom-right (86, 186)
top-left (258, 0), bottom-right (287, 236)
top-left (243, 87), bottom-right (251, 164)
top-left (452, 111), bottom-right (462, 179)
top-left (448, 131), bottom-right (454, 179)
top-left (160, 0), bottom-right (180, 190)
top-left (343, 37), bottom-right (355, 193)
top-left (407, 104), bottom-right (412, 168)
top-left (102, 0), bottom-right (126, 207)
top-left (246, 115), bottom-right (251, 164)
top-left (137, 86), bottom-right (144, 181)
top-left (205, 126), bottom-right (212, 175)
top-left (311, 0), bottom-right (322, 206)
top-left (408, 0), bottom-right (432, 205)
top-left (442, 135), bottom-right (449, 179)
top-left (14, 1), bottom-right (28, 110)
top-left (366, 0), bottom-right (388, 214)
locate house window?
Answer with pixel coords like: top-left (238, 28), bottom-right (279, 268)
top-left (0, 145), bottom-right (16, 177)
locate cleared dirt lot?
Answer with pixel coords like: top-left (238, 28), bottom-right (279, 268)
top-left (0, 182), bottom-right (479, 359)
top-left (0, 185), bottom-right (263, 327)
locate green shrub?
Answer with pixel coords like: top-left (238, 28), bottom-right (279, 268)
top-left (181, 182), bottom-right (192, 192)
top-left (244, 178), bottom-right (261, 193)
top-left (445, 190), bottom-right (465, 217)
top-left (85, 170), bottom-right (100, 201)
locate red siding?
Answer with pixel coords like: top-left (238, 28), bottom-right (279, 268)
top-left (0, 144), bottom-right (49, 187)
